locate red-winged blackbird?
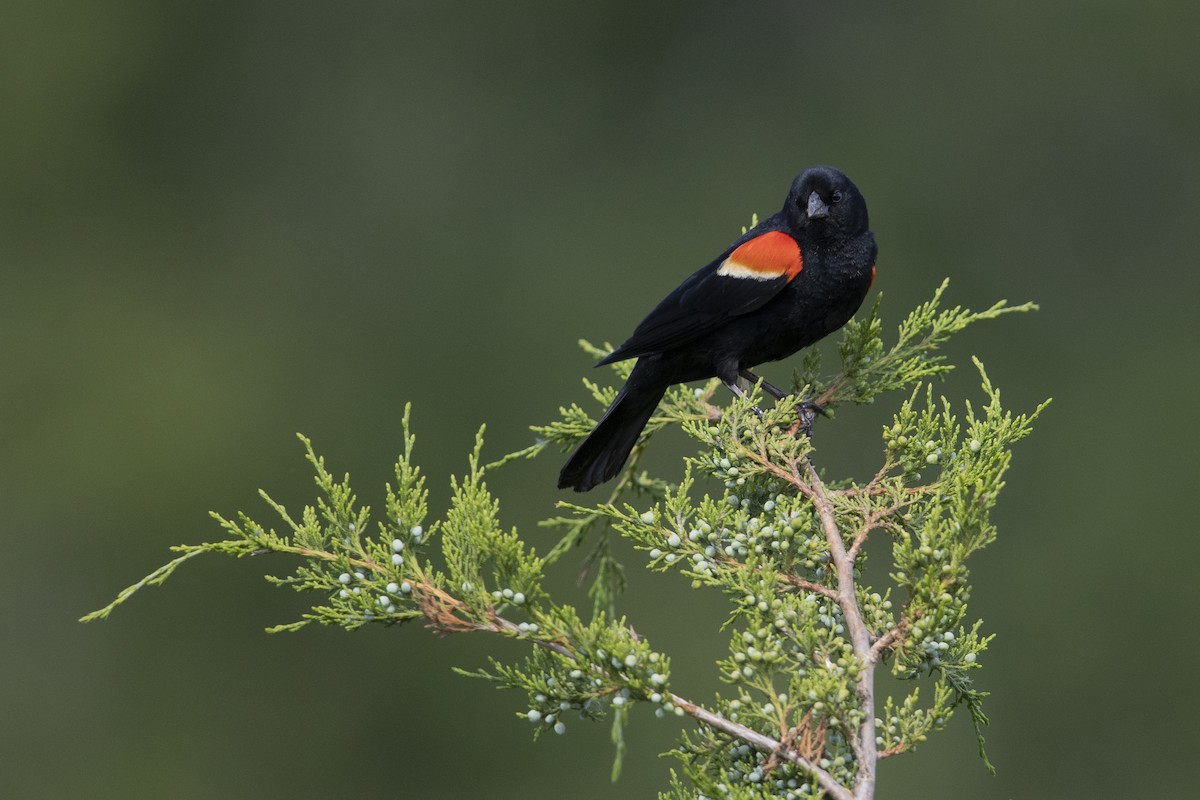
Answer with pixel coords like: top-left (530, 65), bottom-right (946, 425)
top-left (558, 165), bottom-right (877, 492)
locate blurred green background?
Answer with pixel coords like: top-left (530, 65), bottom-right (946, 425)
top-left (5, 2), bottom-right (1197, 797)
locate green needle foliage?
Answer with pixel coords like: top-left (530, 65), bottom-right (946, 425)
top-left (83, 280), bottom-right (1047, 800)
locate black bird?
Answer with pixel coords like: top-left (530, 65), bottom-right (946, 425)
top-left (559, 165), bottom-right (877, 492)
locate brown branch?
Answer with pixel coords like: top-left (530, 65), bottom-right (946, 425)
top-left (413, 577), bottom-right (857, 799)
top-left (804, 459), bottom-right (879, 800)
top-left (845, 508), bottom-right (892, 563)
top-left (504, 612), bottom-right (859, 798)
top-left (730, 559), bottom-right (839, 601)
top-left (813, 381), bottom-right (843, 408)
top-left (764, 712), bottom-right (826, 775)
top-left (411, 581), bottom-right (579, 659)
top-left (740, 438), bottom-right (814, 499)
top-left (779, 572), bottom-right (840, 601)
top-left (863, 461), bottom-right (893, 497)
top-left (294, 546), bottom-right (385, 573)
top-left (846, 491), bottom-right (919, 563)
top-left (488, 613), bottom-right (576, 658)
top-left (731, 412), bottom-right (901, 798)
top-left (869, 621), bottom-right (908, 662)
top-left (412, 581), bottom-right (482, 636)
top-left (669, 693), bottom-right (854, 800)
top-left (845, 518), bottom-right (878, 564)
top-left (833, 484), bottom-right (930, 498)
top-left (400, 561), bottom-right (856, 797)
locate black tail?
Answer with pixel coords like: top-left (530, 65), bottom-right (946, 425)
top-left (558, 380), bottom-right (667, 492)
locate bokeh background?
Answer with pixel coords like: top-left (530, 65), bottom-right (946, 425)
top-left (5, 2), bottom-right (1197, 797)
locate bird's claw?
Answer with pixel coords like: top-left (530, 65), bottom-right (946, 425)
top-left (726, 378), bottom-right (828, 435)
top-left (794, 399), bottom-right (826, 438)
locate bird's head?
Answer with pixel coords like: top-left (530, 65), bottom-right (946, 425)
top-left (784, 165), bottom-right (870, 242)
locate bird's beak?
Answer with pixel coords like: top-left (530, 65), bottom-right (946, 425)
top-left (806, 191), bottom-right (829, 220)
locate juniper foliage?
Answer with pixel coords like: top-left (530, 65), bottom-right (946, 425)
top-left (82, 280), bottom-right (1046, 800)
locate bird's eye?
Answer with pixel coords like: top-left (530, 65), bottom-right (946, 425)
top-left (831, 190), bottom-right (844, 204)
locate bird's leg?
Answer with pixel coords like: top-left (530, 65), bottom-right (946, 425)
top-left (723, 381), bottom-right (766, 418)
top-left (739, 369), bottom-right (789, 401)
top-left (739, 369), bottom-right (828, 437)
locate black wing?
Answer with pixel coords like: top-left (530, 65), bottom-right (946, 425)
top-left (598, 229), bottom-right (802, 365)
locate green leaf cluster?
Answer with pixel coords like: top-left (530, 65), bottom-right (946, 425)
top-left (82, 280), bottom-right (1046, 799)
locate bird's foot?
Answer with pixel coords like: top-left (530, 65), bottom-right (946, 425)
top-left (737, 371), bottom-right (826, 429)
top-left (793, 399), bottom-right (828, 438)
top-left (726, 377), bottom-right (827, 431)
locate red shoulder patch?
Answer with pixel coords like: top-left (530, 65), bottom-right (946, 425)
top-left (716, 231), bottom-right (802, 281)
